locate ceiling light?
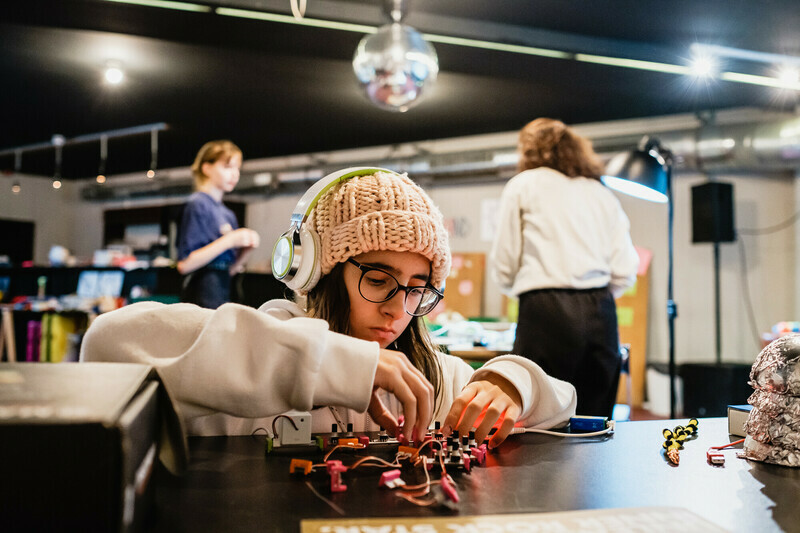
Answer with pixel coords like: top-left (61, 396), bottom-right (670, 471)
top-left (97, 134), bottom-right (108, 183)
top-left (352, 0), bottom-right (438, 112)
top-left (52, 135), bottom-right (64, 190)
top-left (778, 66), bottom-right (800, 85)
top-left (690, 54), bottom-right (716, 78)
top-left (103, 0), bottom-right (211, 12)
top-left (104, 65), bottom-right (124, 85)
top-left (148, 128), bottom-right (158, 178)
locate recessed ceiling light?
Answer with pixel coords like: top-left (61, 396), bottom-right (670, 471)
top-left (105, 65), bottom-right (124, 84)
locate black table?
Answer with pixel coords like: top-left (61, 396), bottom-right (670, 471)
top-left (153, 418), bottom-right (799, 532)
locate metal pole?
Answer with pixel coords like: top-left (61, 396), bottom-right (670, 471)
top-left (666, 157), bottom-right (677, 419)
top-left (713, 240), bottom-right (722, 364)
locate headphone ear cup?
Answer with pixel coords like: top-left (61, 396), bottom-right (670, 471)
top-left (284, 226), bottom-right (321, 292)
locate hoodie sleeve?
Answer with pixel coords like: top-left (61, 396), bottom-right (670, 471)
top-left (80, 301), bottom-right (379, 422)
top-left (472, 354), bottom-right (576, 429)
top-left (436, 352), bottom-right (576, 429)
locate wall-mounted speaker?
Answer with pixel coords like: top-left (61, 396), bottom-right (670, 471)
top-left (691, 182), bottom-right (736, 243)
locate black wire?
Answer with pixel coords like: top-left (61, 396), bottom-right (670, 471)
top-left (735, 206), bottom-right (800, 349)
top-left (737, 239), bottom-right (762, 350)
top-left (738, 209), bottom-right (800, 235)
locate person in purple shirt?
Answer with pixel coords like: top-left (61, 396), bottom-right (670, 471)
top-left (177, 140), bottom-right (260, 308)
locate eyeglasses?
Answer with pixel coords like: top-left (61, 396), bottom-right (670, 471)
top-left (347, 258), bottom-right (443, 317)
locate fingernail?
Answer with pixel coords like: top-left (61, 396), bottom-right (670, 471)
top-left (442, 425), bottom-right (452, 437)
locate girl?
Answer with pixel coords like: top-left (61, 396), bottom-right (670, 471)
top-left (81, 168), bottom-right (575, 448)
top-left (490, 118), bottom-right (639, 418)
top-left (177, 140), bottom-right (260, 309)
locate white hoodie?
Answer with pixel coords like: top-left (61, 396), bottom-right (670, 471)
top-left (80, 300), bottom-right (576, 436)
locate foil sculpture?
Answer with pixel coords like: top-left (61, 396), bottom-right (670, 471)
top-left (743, 333), bottom-right (800, 466)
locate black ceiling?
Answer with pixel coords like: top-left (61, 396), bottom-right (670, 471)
top-left (2, 0), bottom-right (799, 179)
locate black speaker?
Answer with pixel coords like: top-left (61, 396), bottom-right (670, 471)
top-left (680, 363), bottom-right (752, 417)
top-left (691, 182), bottom-right (736, 243)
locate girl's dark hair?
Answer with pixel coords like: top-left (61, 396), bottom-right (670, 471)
top-left (517, 118), bottom-right (604, 180)
top-left (306, 263), bottom-right (444, 415)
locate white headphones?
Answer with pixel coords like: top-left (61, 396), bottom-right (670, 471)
top-left (271, 166), bottom-right (398, 292)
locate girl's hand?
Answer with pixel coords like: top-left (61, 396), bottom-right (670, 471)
top-left (227, 228), bottom-right (260, 249)
top-left (443, 373), bottom-right (522, 449)
top-left (368, 348), bottom-right (434, 443)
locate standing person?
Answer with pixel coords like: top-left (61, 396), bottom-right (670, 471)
top-left (81, 168), bottom-right (576, 448)
top-left (490, 119), bottom-right (639, 419)
top-left (177, 140), bottom-right (260, 309)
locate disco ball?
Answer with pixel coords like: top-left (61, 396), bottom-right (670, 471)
top-left (352, 22), bottom-right (438, 112)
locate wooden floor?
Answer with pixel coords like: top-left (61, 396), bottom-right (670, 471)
top-left (612, 405), bottom-right (666, 421)
top-left (629, 406), bottom-right (666, 421)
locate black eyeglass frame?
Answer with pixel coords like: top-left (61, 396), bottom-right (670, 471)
top-left (346, 258), bottom-right (443, 317)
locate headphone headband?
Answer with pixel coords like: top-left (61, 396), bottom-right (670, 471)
top-left (290, 167), bottom-right (396, 227)
top-left (273, 166), bottom-right (397, 291)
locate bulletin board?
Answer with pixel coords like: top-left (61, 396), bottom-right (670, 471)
top-left (440, 253), bottom-right (485, 318)
top-left (615, 248), bottom-right (652, 408)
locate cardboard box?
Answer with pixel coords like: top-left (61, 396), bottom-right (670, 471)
top-left (727, 404), bottom-right (753, 437)
top-left (0, 362), bottom-right (169, 531)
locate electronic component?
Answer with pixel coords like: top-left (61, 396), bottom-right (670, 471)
top-left (276, 410), bottom-right (312, 445)
top-left (569, 416), bottom-right (609, 432)
top-left (379, 470), bottom-right (405, 489)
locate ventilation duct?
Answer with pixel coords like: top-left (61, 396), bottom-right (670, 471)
top-left (81, 108), bottom-right (800, 202)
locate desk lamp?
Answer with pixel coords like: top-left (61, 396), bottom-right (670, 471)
top-left (603, 137), bottom-right (677, 419)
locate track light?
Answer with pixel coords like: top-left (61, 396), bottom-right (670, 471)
top-left (97, 135), bottom-right (108, 184)
top-left (148, 128), bottom-right (158, 178)
top-left (52, 134), bottom-right (64, 191)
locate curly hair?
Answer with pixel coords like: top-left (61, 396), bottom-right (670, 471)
top-left (517, 118), bottom-right (604, 180)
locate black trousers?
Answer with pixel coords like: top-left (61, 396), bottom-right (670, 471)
top-left (181, 268), bottom-right (231, 309)
top-left (513, 287), bottom-right (621, 418)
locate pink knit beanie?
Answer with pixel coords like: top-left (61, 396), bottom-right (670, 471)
top-left (308, 171), bottom-right (451, 289)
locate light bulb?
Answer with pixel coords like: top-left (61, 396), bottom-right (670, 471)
top-left (52, 179), bottom-right (62, 190)
top-left (105, 66), bottom-right (124, 85)
top-left (353, 23), bottom-right (438, 112)
top-left (97, 174), bottom-right (106, 184)
top-left (11, 181), bottom-right (21, 194)
top-left (147, 169), bottom-right (155, 179)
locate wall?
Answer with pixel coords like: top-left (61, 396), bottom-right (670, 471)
top-left (7, 161), bottom-right (798, 369)
top-left (0, 174), bottom-right (80, 264)
top-left (240, 168), bottom-right (800, 367)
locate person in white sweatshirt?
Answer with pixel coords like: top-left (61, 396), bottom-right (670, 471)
top-left (81, 168), bottom-right (576, 449)
top-left (490, 118), bottom-right (639, 419)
